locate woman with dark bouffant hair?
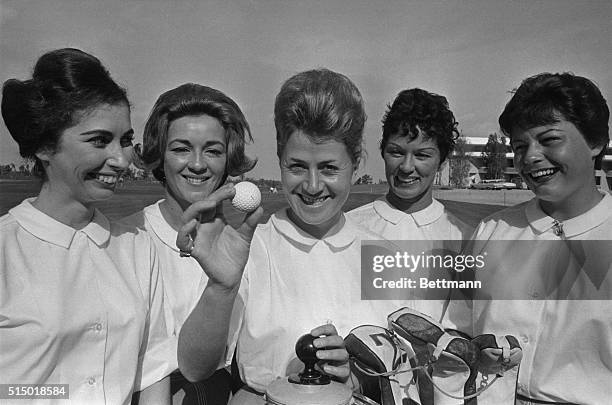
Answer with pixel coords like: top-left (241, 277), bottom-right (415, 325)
top-left (123, 83), bottom-right (261, 404)
top-left (348, 88), bottom-right (473, 320)
top-left (0, 48), bottom-right (178, 404)
top-left (453, 72), bottom-right (612, 404)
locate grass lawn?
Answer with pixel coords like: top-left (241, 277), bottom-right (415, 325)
top-left (1, 180), bottom-right (506, 229)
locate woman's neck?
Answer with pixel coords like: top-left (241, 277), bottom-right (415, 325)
top-left (386, 189), bottom-right (433, 214)
top-left (287, 209), bottom-right (345, 240)
top-left (159, 191), bottom-right (189, 231)
top-left (32, 182), bottom-right (94, 229)
top-left (539, 187), bottom-right (603, 221)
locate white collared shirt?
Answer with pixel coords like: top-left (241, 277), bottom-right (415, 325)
top-left (121, 201), bottom-right (208, 339)
top-left (121, 201), bottom-right (235, 370)
top-left (0, 199), bottom-right (177, 405)
top-left (348, 197), bottom-right (473, 325)
top-left (228, 209), bottom-right (404, 393)
top-left (456, 193), bottom-right (612, 404)
top-left (347, 197), bottom-right (472, 242)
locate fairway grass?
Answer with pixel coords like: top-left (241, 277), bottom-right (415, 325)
top-left (1, 180), bottom-right (525, 228)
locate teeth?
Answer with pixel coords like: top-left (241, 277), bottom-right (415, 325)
top-left (301, 195), bottom-right (327, 205)
top-left (96, 174), bottom-right (117, 184)
top-left (531, 169), bottom-right (556, 178)
top-left (397, 177), bottom-right (419, 185)
top-left (185, 177), bottom-right (206, 185)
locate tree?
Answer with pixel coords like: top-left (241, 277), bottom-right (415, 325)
top-left (448, 134), bottom-right (471, 188)
top-left (481, 133), bottom-right (507, 180)
top-left (354, 174), bottom-right (373, 185)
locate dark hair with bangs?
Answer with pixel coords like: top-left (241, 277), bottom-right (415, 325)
top-left (380, 88), bottom-right (458, 163)
top-left (274, 68), bottom-right (366, 165)
top-left (1, 48), bottom-right (129, 178)
top-left (137, 83), bottom-right (256, 183)
top-left (499, 72), bottom-right (609, 168)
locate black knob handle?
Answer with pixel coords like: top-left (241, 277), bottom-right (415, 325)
top-left (289, 334), bottom-right (330, 385)
top-left (295, 333), bottom-right (318, 366)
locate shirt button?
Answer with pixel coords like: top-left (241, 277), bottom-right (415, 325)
top-left (521, 335), bottom-right (529, 344)
top-left (88, 377), bottom-right (96, 385)
top-left (94, 323), bottom-right (102, 332)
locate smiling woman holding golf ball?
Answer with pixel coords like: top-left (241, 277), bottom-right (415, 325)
top-left (123, 83), bottom-right (262, 404)
top-left (227, 69), bottom-right (404, 404)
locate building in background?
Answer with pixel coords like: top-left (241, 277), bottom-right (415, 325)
top-left (436, 137), bottom-right (612, 190)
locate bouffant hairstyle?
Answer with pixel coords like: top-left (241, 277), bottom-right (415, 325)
top-left (381, 88), bottom-right (459, 163)
top-left (1, 48), bottom-right (128, 177)
top-left (274, 68), bottom-right (366, 166)
top-left (137, 83), bottom-right (256, 183)
top-left (499, 72), bottom-right (609, 168)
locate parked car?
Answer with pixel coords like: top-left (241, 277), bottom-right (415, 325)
top-left (471, 179), bottom-right (518, 190)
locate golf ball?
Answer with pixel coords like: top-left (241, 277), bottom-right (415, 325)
top-left (232, 181), bottom-right (261, 212)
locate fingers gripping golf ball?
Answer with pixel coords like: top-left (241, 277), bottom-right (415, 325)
top-left (232, 181), bottom-right (261, 212)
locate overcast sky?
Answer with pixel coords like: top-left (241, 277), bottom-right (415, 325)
top-left (1, 0), bottom-right (610, 180)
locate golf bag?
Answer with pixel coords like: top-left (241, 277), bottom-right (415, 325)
top-left (388, 307), bottom-right (480, 405)
top-left (346, 307), bottom-right (523, 405)
top-left (345, 325), bottom-right (421, 404)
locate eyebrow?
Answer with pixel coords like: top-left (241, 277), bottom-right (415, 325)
top-left (167, 139), bottom-right (225, 146)
top-left (534, 128), bottom-right (559, 137)
top-left (80, 129), bottom-right (134, 137)
top-left (386, 142), bottom-right (436, 150)
top-left (286, 157), bottom-right (341, 165)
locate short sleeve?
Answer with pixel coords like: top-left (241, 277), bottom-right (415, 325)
top-left (224, 227), bottom-right (269, 367)
top-left (133, 237), bottom-right (178, 391)
top-left (440, 219), bottom-right (486, 336)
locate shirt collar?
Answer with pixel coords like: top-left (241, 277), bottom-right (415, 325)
top-left (270, 208), bottom-right (358, 249)
top-left (373, 196), bottom-right (444, 226)
top-left (143, 200), bottom-right (179, 252)
top-left (9, 198), bottom-right (110, 248)
top-left (525, 193), bottom-right (612, 237)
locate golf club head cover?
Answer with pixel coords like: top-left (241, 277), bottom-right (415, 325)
top-left (388, 307), bottom-right (479, 405)
top-left (470, 334), bottom-right (523, 405)
top-left (472, 334), bottom-right (522, 376)
top-left (345, 325), bottom-right (420, 405)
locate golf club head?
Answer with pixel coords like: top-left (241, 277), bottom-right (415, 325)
top-left (470, 334), bottom-right (523, 405)
top-left (345, 325), bottom-right (418, 405)
top-left (388, 307), bottom-right (480, 405)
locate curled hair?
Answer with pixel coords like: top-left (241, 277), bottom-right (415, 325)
top-left (381, 88), bottom-right (459, 163)
top-left (499, 72), bottom-right (609, 168)
top-left (274, 68), bottom-right (366, 165)
top-left (137, 83), bottom-right (256, 183)
top-left (1, 48), bottom-right (128, 177)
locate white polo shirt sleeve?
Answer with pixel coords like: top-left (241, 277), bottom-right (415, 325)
top-left (224, 228), bottom-right (258, 368)
top-left (132, 229), bottom-right (178, 390)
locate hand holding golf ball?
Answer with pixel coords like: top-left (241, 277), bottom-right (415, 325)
top-left (231, 181), bottom-right (261, 212)
top-left (177, 182), bottom-right (263, 290)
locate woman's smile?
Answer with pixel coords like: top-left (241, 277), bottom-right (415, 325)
top-left (281, 131), bottom-right (355, 237)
